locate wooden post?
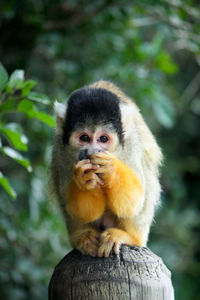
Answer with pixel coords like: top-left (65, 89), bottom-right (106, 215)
top-left (48, 245), bottom-right (174, 300)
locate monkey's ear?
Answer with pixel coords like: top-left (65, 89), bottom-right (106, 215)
top-left (54, 101), bottom-right (67, 134)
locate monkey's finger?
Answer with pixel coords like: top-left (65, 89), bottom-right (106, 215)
top-left (85, 179), bottom-right (98, 190)
top-left (87, 236), bottom-right (100, 247)
top-left (90, 152), bottom-right (111, 161)
top-left (90, 158), bottom-right (112, 166)
top-left (113, 242), bottom-right (120, 255)
top-left (84, 237), bottom-right (99, 249)
top-left (98, 241), bottom-right (113, 257)
top-left (75, 162), bottom-right (97, 170)
top-left (86, 175), bottom-right (104, 189)
top-left (81, 171), bottom-right (97, 183)
top-left (75, 163), bottom-right (99, 176)
top-left (75, 159), bottom-right (99, 170)
top-left (91, 151), bottom-right (114, 160)
top-left (74, 171), bottom-right (96, 189)
top-left (81, 243), bottom-right (98, 257)
top-left (76, 159), bottom-right (90, 168)
top-left (95, 167), bottom-right (114, 180)
top-left (95, 166), bottom-right (111, 174)
top-left (74, 163), bottom-right (92, 175)
top-left (103, 243), bottom-right (113, 257)
top-left (97, 245), bottom-right (104, 257)
top-left (94, 174), bottom-right (104, 185)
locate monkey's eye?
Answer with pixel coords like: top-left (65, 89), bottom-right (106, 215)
top-left (79, 134), bottom-right (90, 143)
top-left (99, 135), bottom-right (109, 143)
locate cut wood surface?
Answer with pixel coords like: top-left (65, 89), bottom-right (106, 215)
top-left (49, 245), bottom-right (174, 300)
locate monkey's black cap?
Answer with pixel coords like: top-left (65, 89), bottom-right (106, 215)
top-left (62, 87), bottom-right (124, 145)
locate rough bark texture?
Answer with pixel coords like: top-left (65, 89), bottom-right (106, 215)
top-left (48, 246), bottom-right (174, 300)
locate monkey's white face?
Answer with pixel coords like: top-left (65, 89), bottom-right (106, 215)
top-left (69, 126), bottom-right (119, 158)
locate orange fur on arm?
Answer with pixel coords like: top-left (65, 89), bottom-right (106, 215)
top-left (106, 158), bottom-right (144, 218)
top-left (66, 180), bottom-right (106, 224)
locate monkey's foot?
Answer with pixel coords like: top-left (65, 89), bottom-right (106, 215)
top-left (98, 228), bottom-right (136, 258)
top-left (76, 229), bottom-right (100, 257)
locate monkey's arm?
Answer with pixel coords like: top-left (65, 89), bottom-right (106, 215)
top-left (66, 159), bottom-right (106, 223)
top-left (65, 159), bottom-right (107, 256)
top-left (66, 180), bottom-right (106, 223)
top-left (90, 152), bottom-right (144, 218)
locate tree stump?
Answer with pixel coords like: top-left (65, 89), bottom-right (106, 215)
top-left (48, 245), bottom-right (174, 300)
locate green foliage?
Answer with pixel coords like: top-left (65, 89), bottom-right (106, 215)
top-left (0, 123), bottom-right (28, 151)
top-left (0, 171), bottom-right (16, 198)
top-left (0, 62), bottom-right (55, 198)
top-left (0, 63), bottom-right (67, 300)
top-left (17, 100), bottom-right (55, 127)
top-left (0, 63), bottom-right (9, 91)
top-left (0, 1), bottom-right (200, 299)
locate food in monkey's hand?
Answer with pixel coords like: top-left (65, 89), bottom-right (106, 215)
top-left (50, 81), bottom-right (163, 257)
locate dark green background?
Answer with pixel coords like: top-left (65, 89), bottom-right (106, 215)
top-left (0, 0), bottom-right (200, 299)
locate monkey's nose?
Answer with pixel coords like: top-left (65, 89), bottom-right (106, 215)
top-left (78, 149), bottom-right (89, 161)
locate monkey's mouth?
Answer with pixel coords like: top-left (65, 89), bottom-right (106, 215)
top-left (78, 149), bottom-right (103, 161)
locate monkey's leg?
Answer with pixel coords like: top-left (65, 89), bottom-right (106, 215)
top-left (69, 222), bottom-right (100, 257)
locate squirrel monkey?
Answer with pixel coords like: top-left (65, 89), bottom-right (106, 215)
top-left (51, 81), bottom-right (162, 257)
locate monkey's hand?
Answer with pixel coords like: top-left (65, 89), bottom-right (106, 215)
top-left (98, 228), bottom-right (138, 258)
top-left (73, 159), bottom-right (104, 191)
top-left (90, 151), bottom-right (144, 218)
top-left (72, 228), bottom-right (100, 257)
top-left (90, 152), bottom-right (115, 185)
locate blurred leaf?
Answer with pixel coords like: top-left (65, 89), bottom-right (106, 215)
top-left (0, 62), bottom-right (9, 91)
top-left (8, 70), bottom-right (24, 89)
top-left (0, 123), bottom-right (28, 151)
top-left (156, 51), bottom-right (178, 74)
top-left (191, 98), bottom-right (200, 115)
top-left (28, 92), bottom-right (50, 104)
top-left (22, 80), bottom-right (37, 96)
top-left (0, 146), bottom-right (32, 171)
top-left (0, 171), bottom-right (16, 199)
top-left (151, 33), bottom-right (164, 56)
top-left (33, 111), bottom-right (55, 127)
top-left (152, 92), bottom-right (176, 128)
top-left (17, 99), bottom-right (34, 117)
top-left (0, 99), bottom-right (15, 114)
top-left (144, 33), bottom-right (164, 58)
top-left (18, 99), bottom-right (55, 127)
